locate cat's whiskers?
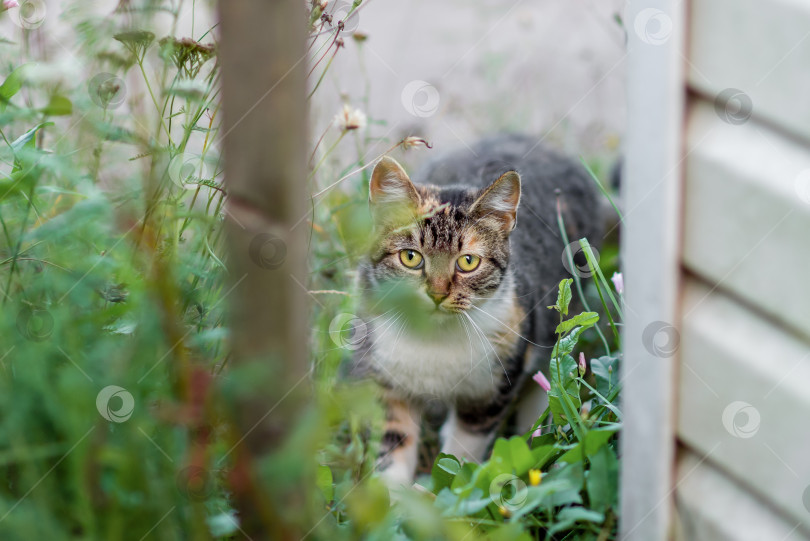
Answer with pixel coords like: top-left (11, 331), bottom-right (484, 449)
top-left (461, 311), bottom-right (495, 387)
top-left (457, 312), bottom-right (476, 376)
top-left (463, 311), bottom-right (510, 386)
top-left (375, 311), bottom-right (404, 337)
top-left (360, 308), bottom-right (401, 328)
top-left (389, 313), bottom-right (409, 362)
top-left (470, 304), bottom-right (552, 349)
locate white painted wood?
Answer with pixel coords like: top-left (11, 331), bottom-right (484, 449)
top-left (674, 448), bottom-right (810, 541)
top-left (688, 0), bottom-right (810, 143)
top-left (619, 1), bottom-right (686, 539)
top-left (682, 100), bottom-right (810, 342)
top-left (678, 279), bottom-right (810, 531)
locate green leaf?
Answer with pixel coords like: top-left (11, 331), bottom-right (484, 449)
top-left (543, 462), bottom-right (585, 507)
top-left (552, 326), bottom-right (587, 359)
top-left (488, 522), bottom-right (531, 541)
top-left (449, 489), bottom-right (491, 517)
top-left (430, 454), bottom-right (460, 493)
top-left (550, 354), bottom-right (578, 386)
top-left (548, 353), bottom-right (581, 425)
top-left (548, 278), bottom-right (573, 315)
top-left (530, 444), bottom-right (557, 469)
top-left (548, 388), bottom-right (581, 428)
top-left (316, 464), bottom-right (333, 502)
top-left (591, 355), bottom-right (619, 398)
top-left (10, 122), bottom-right (53, 155)
top-left (0, 64), bottom-right (28, 106)
top-left (449, 461), bottom-right (478, 494)
top-left (585, 444), bottom-right (619, 511)
top-left (0, 169), bottom-right (38, 200)
top-left (41, 95), bottom-right (73, 116)
top-left (344, 477), bottom-right (389, 527)
top-left (555, 311), bottom-right (599, 335)
top-left (577, 377), bottom-right (622, 422)
top-left (557, 428), bottom-right (618, 464)
top-left (548, 507), bottom-right (606, 536)
top-left (579, 238), bottom-right (623, 319)
top-left (506, 436), bottom-right (534, 475)
top-left (509, 478), bottom-right (580, 520)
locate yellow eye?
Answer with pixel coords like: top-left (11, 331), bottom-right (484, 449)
top-left (399, 249), bottom-right (424, 269)
top-left (457, 254), bottom-right (481, 272)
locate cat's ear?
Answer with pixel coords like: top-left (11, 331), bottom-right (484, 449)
top-left (369, 157), bottom-right (421, 224)
top-left (470, 171), bottom-right (521, 233)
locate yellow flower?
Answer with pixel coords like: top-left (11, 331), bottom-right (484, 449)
top-left (528, 469), bottom-right (542, 486)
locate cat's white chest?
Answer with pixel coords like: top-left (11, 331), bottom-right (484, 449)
top-left (369, 305), bottom-right (514, 401)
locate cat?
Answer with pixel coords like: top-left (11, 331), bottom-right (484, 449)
top-left (350, 134), bottom-right (603, 486)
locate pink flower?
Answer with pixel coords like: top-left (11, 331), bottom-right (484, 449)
top-left (578, 352), bottom-right (587, 376)
top-left (2, 0), bottom-right (20, 9)
top-left (532, 370), bottom-right (550, 392)
top-left (611, 272), bottom-right (624, 295)
top-left (532, 428), bottom-right (543, 438)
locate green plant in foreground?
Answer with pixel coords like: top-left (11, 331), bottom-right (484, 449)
top-left (313, 271), bottom-right (622, 541)
top-left (427, 278), bottom-right (620, 540)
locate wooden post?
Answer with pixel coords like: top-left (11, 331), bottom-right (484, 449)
top-left (620, 1), bottom-right (686, 539)
top-left (219, 0), bottom-right (309, 537)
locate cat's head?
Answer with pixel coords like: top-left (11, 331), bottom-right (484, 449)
top-left (362, 156), bottom-right (521, 318)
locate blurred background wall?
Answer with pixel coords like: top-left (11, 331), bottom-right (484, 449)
top-left (311, 0), bottom-right (626, 171)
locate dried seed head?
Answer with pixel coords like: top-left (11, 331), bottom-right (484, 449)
top-left (400, 136), bottom-right (432, 150)
top-left (334, 104), bottom-right (366, 132)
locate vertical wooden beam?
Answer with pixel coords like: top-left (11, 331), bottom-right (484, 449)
top-left (620, 1), bottom-right (686, 539)
top-left (219, 0), bottom-right (309, 536)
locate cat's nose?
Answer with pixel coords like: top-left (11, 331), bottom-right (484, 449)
top-left (428, 292), bottom-right (447, 307)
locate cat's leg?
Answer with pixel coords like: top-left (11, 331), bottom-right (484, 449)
top-left (515, 379), bottom-right (549, 430)
top-left (377, 394), bottom-right (421, 488)
top-left (439, 408), bottom-right (496, 462)
top-left (441, 348), bottom-right (531, 461)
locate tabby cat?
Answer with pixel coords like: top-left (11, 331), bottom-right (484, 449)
top-left (351, 134), bottom-right (602, 486)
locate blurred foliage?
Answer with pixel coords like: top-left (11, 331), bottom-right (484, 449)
top-left (0, 0), bottom-right (622, 539)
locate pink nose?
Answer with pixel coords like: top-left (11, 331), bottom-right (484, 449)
top-left (428, 292), bottom-right (447, 306)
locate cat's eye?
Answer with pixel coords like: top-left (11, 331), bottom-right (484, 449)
top-left (399, 249), bottom-right (424, 269)
top-left (456, 254), bottom-right (481, 272)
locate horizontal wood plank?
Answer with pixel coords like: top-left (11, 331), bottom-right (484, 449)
top-left (677, 278), bottom-right (810, 530)
top-left (683, 100), bottom-right (810, 341)
top-left (688, 0), bottom-right (810, 142)
top-left (675, 447), bottom-right (810, 540)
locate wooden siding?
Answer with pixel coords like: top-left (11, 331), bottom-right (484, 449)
top-left (622, 0), bottom-right (810, 539)
top-left (677, 279), bottom-right (810, 536)
top-left (688, 0), bottom-right (810, 143)
top-left (682, 100), bottom-right (810, 342)
top-left (674, 448), bottom-right (807, 540)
